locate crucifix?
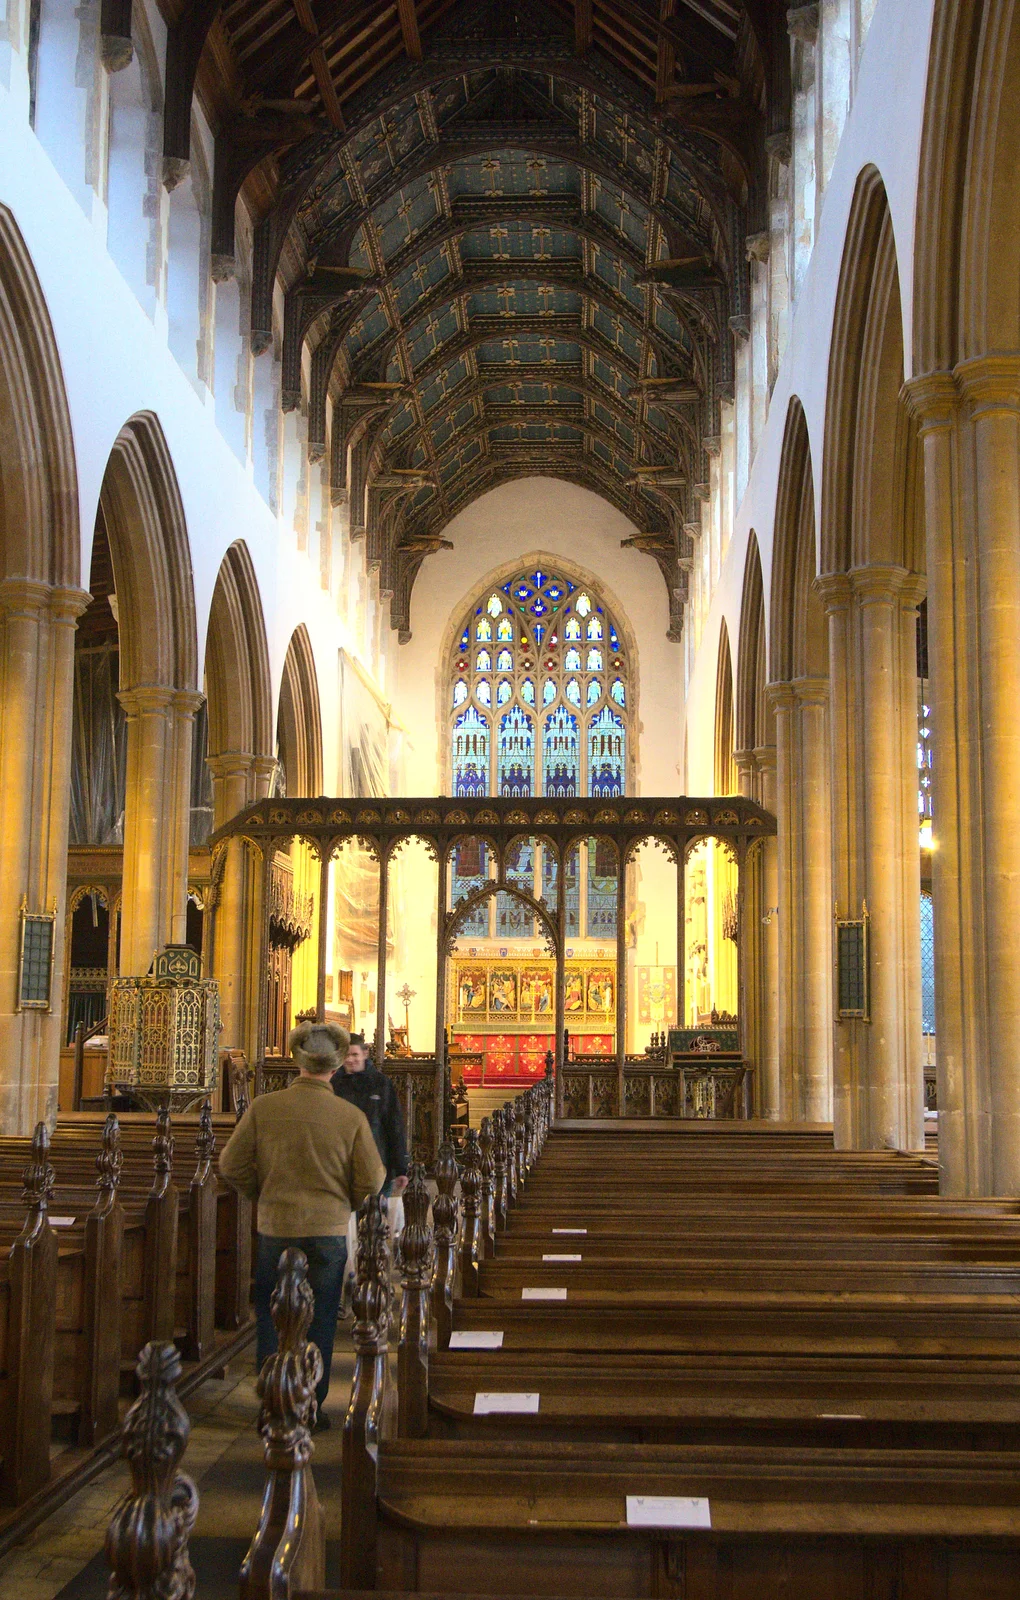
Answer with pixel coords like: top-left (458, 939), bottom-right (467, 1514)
top-left (396, 981), bottom-right (416, 1047)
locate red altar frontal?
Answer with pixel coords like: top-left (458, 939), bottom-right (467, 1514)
top-left (453, 1031), bottom-right (614, 1084)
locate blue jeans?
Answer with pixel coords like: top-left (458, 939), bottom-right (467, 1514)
top-left (255, 1234), bottom-right (347, 1410)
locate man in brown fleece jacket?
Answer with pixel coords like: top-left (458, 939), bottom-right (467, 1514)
top-left (219, 1020), bottom-right (385, 1424)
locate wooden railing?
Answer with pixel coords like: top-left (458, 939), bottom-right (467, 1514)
top-left (560, 1058), bottom-right (753, 1119)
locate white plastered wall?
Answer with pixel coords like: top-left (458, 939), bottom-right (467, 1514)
top-left (393, 476), bottom-right (683, 798)
top-left (684, 0), bottom-right (935, 790)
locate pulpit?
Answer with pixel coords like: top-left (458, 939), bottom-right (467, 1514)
top-left (106, 945), bottom-right (220, 1111)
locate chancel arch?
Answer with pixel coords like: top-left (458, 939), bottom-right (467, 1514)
top-left (0, 204), bottom-right (87, 1132)
top-left (768, 399), bottom-right (832, 1124)
top-left (819, 166), bottom-right (925, 1156)
top-left (96, 413), bottom-right (199, 978)
top-left (907, 0), bottom-right (1020, 1194)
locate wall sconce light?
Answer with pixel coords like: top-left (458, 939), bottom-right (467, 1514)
top-left (761, 907), bottom-right (779, 925)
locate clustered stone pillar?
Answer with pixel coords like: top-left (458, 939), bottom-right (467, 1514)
top-left (907, 360), bottom-right (1020, 1196)
top-left (118, 686), bottom-right (202, 976)
top-left (207, 752), bottom-right (275, 1060)
top-left (0, 578), bottom-right (89, 1132)
top-left (735, 745), bottom-right (780, 1119)
top-left (767, 678), bottom-right (832, 1122)
top-left (817, 568), bottom-right (925, 1154)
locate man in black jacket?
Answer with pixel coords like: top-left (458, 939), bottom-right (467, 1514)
top-left (331, 1034), bottom-right (409, 1197)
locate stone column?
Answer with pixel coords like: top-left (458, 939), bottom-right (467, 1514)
top-left (767, 677), bottom-right (832, 1122)
top-left (817, 568), bottom-right (925, 1153)
top-left (118, 686), bottom-right (201, 975)
top-left (907, 360), bottom-right (1020, 1194)
top-left (0, 579), bottom-right (89, 1132)
top-left (207, 753), bottom-right (258, 1053)
top-left (756, 745), bottom-right (781, 1120)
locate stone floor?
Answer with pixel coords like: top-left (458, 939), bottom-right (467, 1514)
top-left (0, 1336), bottom-right (357, 1600)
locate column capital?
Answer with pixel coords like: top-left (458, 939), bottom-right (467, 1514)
top-left (753, 743), bottom-right (777, 775)
top-left (813, 571), bottom-right (852, 612)
top-left (206, 751), bottom-right (257, 782)
top-left (764, 679), bottom-right (796, 714)
top-left (0, 577), bottom-right (91, 621)
top-left (954, 353), bottom-right (1020, 413)
top-left (849, 563), bottom-right (926, 607)
top-left (118, 684), bottom-right (177, 716)
top-left (171, 689), bottom-right (205, 717)
top-left (789, 674), bottom-right (829, 707)
top-left (902, 370), bottom-right (958, 431)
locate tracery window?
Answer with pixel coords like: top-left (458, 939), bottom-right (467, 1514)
top-left (449, 568), bottom-right (629, 798)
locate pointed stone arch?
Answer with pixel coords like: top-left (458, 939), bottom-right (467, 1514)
top-left (277, 626), bottom-right (323, 799)
top-left (205, 540), bottom-right (273, 825)
top-left (819, 167), bottom-right (924, 1158)
top-left (713, 620), bottom-right (736, 798)
top-left (97, 414), bottom-right (200, 975)
top-left (770, 398), bottom-right (825, 685)
top-left (908, 0), bottom-right (1020, 1194)
top-left (735, 531), bottom-right (771, 775)
top-left (767, 395), bottom-right (831, 1126)
top-left (0, 206), bottom-right (88, 1130)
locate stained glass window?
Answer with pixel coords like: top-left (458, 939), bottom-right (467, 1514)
top-left (448, 566), bottom-right (630, 800)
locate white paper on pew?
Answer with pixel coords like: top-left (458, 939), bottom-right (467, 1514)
top-left (552, 1227), bottom-right (587, 1234)
top-left (50, 1216), bottom-right (76, 1227)
top-left (819, 1413), bottom-right (863, 1419)
top-left (626, 1496), bottom-right (711, 1529)
top-left (522, 1287), bottom-right (567, 1300)
top-left (449, 1331), bottom-right (504, 1349)
top-left (542, 1253), bottom-right (582, 1261)
top-left (473, 1392), bottom-right (540, 1414)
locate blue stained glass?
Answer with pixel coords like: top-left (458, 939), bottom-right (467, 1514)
top-left (453, 679), bottom-right (468, 707)
top-left (543, 678), bottom-right (556, 705)
top-left (588, 707), bottom-right (625, 797)
top-left (515, 585), bottom-right (533, 601)
top-left (497, 678), bottom-right (512, 705)
top-left (546, 586), bottom-right (563, 600)
top-left (530, 570), bottom-right (546, 587)
top-left (587, 617), bottom-right (603, 640)
top-left (587, 679), bottom-right (601, 707)
top-left (586, 836), bottom-right (618, 938)
top-left (609, 624), bottom-right (620, 649)
top-left (921, 892), bottom-right (935, 1033)
top-left (497, 648), bottom-right (513, 671)
top-left (544, 707), bottom-right (579, 797)
top-left (521, 678), bottom-right (536, 705)
top-left (565, 617), bottom-right (581, 640)
top-left (460, 628), bottom-right (469, 649)
top-left (477, 679), bottom-right (491, 706)
top-left (611, 678), bottom-right (625, 706)
top-left (565, 647), bottom-right (581, 671)
top-left (534, 624), bottom-right (545, 645)
top-left (566, 678), bottom-right (581, 707)
top-left (453, 708), bottom-right (489, 797)
top-left (452, 838), bottom-right (488, 936)
top-left (587, 648), bottom-right (603, 671)
top-left (531, 599), bottom-right (547, 616)
top-left (498, 707), bottom-right (534, 796)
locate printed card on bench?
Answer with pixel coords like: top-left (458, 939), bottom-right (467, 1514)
top-left (626, 1495), bottom-right (712, 1529)
top-left (552, 1227), bottom-right (587, 1235)
top-left (542, 1253), bottom-right (582, 1261)
top-left (50, 1216), bottom-right (76, 1228)
top-left (522, 1287), bottom-right (567, 1301)
top-left (473, 1392), bottom-right (540, 1415)
top-left (449, 1330), bottom-right (504, 1350)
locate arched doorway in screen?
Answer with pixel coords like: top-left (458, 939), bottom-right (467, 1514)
top-left (444, 563), bottom-right (635, 1086)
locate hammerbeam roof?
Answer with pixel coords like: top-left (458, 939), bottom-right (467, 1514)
top-left (154, 0), bottom-right (790, 636)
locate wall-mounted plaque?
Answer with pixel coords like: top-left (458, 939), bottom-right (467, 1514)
top-left (836, 910), bottom-right (870, 1021)
top-left (17, 905), bottom-right (56, 1011)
